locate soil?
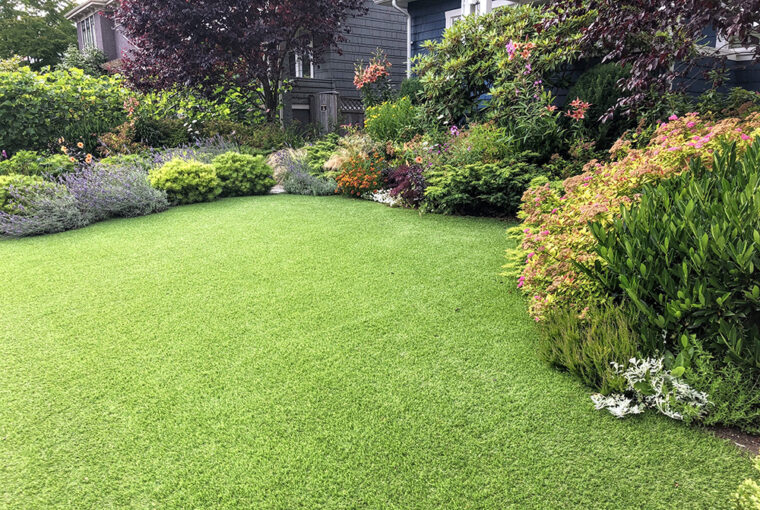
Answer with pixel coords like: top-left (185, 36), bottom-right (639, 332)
top-left (711, 427), bottom-right (760, 456)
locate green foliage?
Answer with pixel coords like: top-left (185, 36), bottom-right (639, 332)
top-left (57, 44), bottom-right (108, 76)
top-left (585, 141), bottom-right (760, 369)
top-left (200, 121), bottom-right (303, 154)
top-left (0, 173), bottom-right (52, 213)
top-left (211, 152), bottom-right (275, 197)
top-left (0, 1), bottom-right (76, 69)
top-left (304, 134), bottom-right (340, 174)
top-left (99, 154), bottom-right (152, 172)
top-left (566, 63), bottom-right (635, 149)
top-left (537, 305), bottom-right (640, 394)
top-left (0, 150), bottom-right (74, 177)
top-left (137, 86), bottom-right (265, 126)
top-left (133, 117), bottom-right (191, 148)
top-left (148, 158), bottom-right (221, 205)
top-left (684, 343), bottom-right (760, 434)
top-left (282, 171), bottom-right (336, 196)
top-left (733, 457), bottom-right (760, 510)
top-left (423, 160), bottom-right (541, 216)
top-left (414, 4), bottom-right (591, 124)
top-left (364, 97), bottom-right (419, 143)
top-left (399, 77), bottom-right (423, 105)
top-left (0, 67), bottom-right (128, 154)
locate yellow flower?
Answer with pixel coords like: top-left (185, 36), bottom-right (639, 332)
top-left (61, 146), bottom-right (68, 153)
top-left (77, 142), bottom-right (84, 149)
top-left (85, 154), bottom-right (93, 163)
top-left (69, 156), bottom-right (76, 162)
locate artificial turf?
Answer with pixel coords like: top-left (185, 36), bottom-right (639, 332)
top-left (0, 194), bottom-right (754, 508)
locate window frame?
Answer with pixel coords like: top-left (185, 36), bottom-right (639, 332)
top-left (80, 14), bottom-right (96, 49)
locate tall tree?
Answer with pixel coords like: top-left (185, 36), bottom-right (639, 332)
top-left (0, 0), bottom-right (76, 69)
top-left (115, 0), bottom-right (368, 122)
top-left (548, 0), bottom-right (760, 116)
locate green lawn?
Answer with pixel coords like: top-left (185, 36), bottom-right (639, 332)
top-left (0, 195), bottom-right (753, 508)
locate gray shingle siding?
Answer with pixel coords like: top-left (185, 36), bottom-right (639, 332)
top-left (408, 0), bottom-right (459, 58)
top-left (313, 0), bottom-right (407, 99)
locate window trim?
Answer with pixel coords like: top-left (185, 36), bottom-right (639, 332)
top-left (445, 8), bottom-right (462, 29)
top-left (81, 14), bottom-right (96, 49)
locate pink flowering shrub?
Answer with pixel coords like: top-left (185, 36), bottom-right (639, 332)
top-left (513, 112), bottom-right (760, 319)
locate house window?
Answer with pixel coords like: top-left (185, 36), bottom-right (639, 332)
top-left (448, 0), bottom-right (517, 28)
top-left (445, 8), bottom-right (462, 29)
top-left (81, 15), bottom-right (96, 48)
top-left (294, 53), bottom-right (314, 78)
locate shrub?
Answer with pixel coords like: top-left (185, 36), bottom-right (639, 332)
top-left (423, 160), bottom-right (541, 216)
top-left (0, 151), bottom-right (76, 177)
top-left (733, 457), bottom-right (760, 510)
top-left (148, 159), bottom-right (222, 205)
top-left (335, 152), bottom-right (385, 197)
top-left (283, 169), bottom-right (337, 196)
top-left (62, 164), bottom-right (169, 222)
top-left (0, 182), bottom-right (86, 237)
top-left (537, 304), bottom-right (639, 394)
top-left (57, 44), bottom-right (108, 76)
top-left (414, 4), bottom-right (592, 125)
top-left (150, 137), bottom-right (241, 167)
top-left (304, 134), bottom-right (340, 174)
top-left (364, 97), bottom-right (419, 143)
top-left (133, 117), bottom-right (191, 148)
top-left (270, 148), bottom-right (336, 196)
top-left (685, 345), bottom-right (760, 434)
top-left (211, 152), bottom-right (275, 197)
top-left (0, 67), bottom-right (128, 154)
top-left (100, 154), bottom-right (152, 172)
top-left (387, 164), bottom-right (426, 207)
top-left (399, 77), bottom-right (423, 105)
top-left (514, 112), bottom-right (760, 320)
top-left (584, 141), bottom-right (760, 370)
top-left (566, 63), bottom-right (635, 149)
top-left (0, 174), bottom-right (53, 213)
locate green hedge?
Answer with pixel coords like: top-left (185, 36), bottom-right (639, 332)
top-left (148, 159), bottom-right (222, 205)
top-left (0, 67), bottom-right (128, 155)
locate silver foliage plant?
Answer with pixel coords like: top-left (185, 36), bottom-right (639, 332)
top-left (591, 358), bottom-right (709, 421)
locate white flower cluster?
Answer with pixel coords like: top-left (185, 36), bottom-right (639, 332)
top-left (366, 189), bottom-right (402, 207)
top-left (591, 357), bottom-right (709, 421)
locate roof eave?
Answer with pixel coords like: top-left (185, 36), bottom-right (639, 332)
top-left (64, 0), bottom-right (111, 21)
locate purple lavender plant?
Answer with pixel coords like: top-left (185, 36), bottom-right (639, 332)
top-left (60, 164), bottom-right (169, 223)
top-left (0, 183), bottom-right (86, 237)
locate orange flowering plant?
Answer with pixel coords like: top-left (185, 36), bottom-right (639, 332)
top-left (354, 49), bottom-right (393, 108)
top-left (335, 152), bottom-right (386, 197)
top-left (508, 112), bottom-right (760, 320)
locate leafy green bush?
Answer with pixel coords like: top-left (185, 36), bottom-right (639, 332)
top-left (0, 151), bottom-right (75, 177)
top-left (585, 141), bottom-right (760, 370)
top-left (134, 117), bottom-right (191, 148)
top-left (400, 77), bottom-right (423, 105)
top-left (57, 44), bottom-right (108, 77)
top-left (0, 67), bottom-right (128, 154)
top-left (414, 4), bottom-right (592, 124)
top-left (201, 121), bottom-right (304, 154)
top-left (0, 174), bottom-right (57, 213)
top-left (99, 154), bottom-right (152, 172)
top-left (733, 457), bottom-right (760, 509)
top-left (515, 112), bottom-right (760, 320)
top-left (423, 160), bottom-right (541, 216)
top-left (305, 134), bottom-right (340, 174)
top-left (211, 152), bottom-right (275, 197)
top-left (148, 159), bottom-right (221, 205)
top-left (566, 63), bottom-right (635, 149)
top-left (364, 96), bottom-right (419, 143)
top-left (537, 305), bottom-right (639, 394)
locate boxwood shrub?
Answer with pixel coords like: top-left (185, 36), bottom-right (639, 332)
top-left (148, 158), bottom-right (221, 205)
top-left (211, 152), bottom-right (275, 197)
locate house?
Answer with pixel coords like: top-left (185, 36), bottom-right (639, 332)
top-left (64, 0), bottom-right (407, 129)
top-left (374, 0), bottom-right (760, 92)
